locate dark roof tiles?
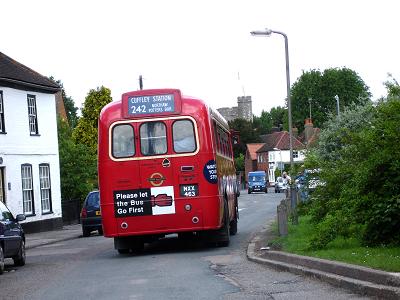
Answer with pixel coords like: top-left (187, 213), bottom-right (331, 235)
top-left (0, 52), bottom-right (59, 92)
top-left (258, 131), bottom-right (304, 152)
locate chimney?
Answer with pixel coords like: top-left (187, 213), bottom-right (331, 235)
top-left (292, 127), bottom-right (298, 139)
top-left (304, 118), bottom-right (314, 144)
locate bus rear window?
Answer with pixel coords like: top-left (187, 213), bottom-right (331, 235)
top-left (140, 121), bottom-right (167, 156)
top-left (173, 119), bottom-right (196, 153)
top-left (112, 124), bottom-right (135, 158)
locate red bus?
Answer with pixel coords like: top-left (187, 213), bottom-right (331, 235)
top-left (98, 89), bottom-right (239, 253)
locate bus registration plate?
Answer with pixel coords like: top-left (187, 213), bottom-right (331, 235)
top-left (180, 184), bottom-right (198, 197)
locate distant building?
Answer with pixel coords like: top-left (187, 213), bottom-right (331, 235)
top-left (216, 106), bottom-right (238, 122)
top-left (244, 143), bottom-right (264, 183)
top-left (217, 96), bottom-right (252, 122)
top-left (258, 131), bottom-right (305, 183)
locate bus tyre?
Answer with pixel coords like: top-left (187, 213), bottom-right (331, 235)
top-left (229, 211), bottom-right (238, 236)
top-left (117, 249), bottom-right (130, 254)
top-left (229, 198), bottom-right (238, 236)
top-left (130, 241), bottom-right (144, 253)
top-left (217, 201), bottom-right (230, 247)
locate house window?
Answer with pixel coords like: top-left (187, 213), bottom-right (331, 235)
top-left (27, 94), bottom-right (39, 135)
top-left (293, 150), bottom-right (299, 159)
top-left (39, 164), bottom-right (52, 214)
top-left (21, 164), bottom-right (34, 215)
top-left (0, 91), bottom-right (5, 133)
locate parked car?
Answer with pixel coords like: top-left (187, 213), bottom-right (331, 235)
top-left (0, 201), bottom-right (26, 274)
top-left (248, 171), bottom-right (268, 194)
top-left (274, 176), bottom-right (288, 193)
top-left (80, 191), bottom-right (103, 237)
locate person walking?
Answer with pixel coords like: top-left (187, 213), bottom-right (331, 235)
top-left (282, 172), bottom-right (291, 197)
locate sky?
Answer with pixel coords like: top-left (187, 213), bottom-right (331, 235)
top-left (2, 0), bottom-right (399, 116)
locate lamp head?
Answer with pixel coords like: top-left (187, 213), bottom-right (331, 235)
top-left (250, 28), bottom-right (272, 36)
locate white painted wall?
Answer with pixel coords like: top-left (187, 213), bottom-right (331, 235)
top-left (268, 149), bottom-right (306, 183)
top-left (0, 87), bottom-right (62, 222)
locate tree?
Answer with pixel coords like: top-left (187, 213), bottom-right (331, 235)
top-left (50, 77), bottom-right (79, 128)
top-left (73, 86), bottom-right (112, 154)
top-left (384, 73), bottom-right (400, 99)
top-left (234, 153), bottom-right (244, 171)
top-left (303, 78), bottom-right (400, 247)
top-left (58, 117), bottom-right (97, 203)
top-left (228, 118), bottom-right (261, 158)
top-left (291, 68), bottom-right (371, 132)
top-left (252, 110), bottom-right (272, 135)
top-left (269, 106), bottom-right (286, 129)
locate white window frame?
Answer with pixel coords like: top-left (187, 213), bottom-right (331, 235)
top-left (27, 94), bottom-right (39, 135)
top-left (21, 164), bottom-right (34, 215)
top-left (293, 150), bottom-right (299, 159)
top-left (39, 164), bottom-right (52, 214)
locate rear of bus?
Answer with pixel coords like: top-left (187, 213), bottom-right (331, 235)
top-left (98, 89), bottom-right (227, 252)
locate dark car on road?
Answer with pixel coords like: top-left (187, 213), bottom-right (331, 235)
top-left (0, 201), bottom-right (26, 274)
top-left (248, 171), bottom-right (268, 194)
top-left (80, 191), bottom-right (103, 237)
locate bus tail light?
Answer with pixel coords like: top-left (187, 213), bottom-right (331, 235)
top-left (192, 216), bottom-right (199, 224)
top-left (184, 204), bottom-right (192, 211)
top-left (121, 222), bottom-right (128, 229)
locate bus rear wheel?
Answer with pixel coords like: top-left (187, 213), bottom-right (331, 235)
top-left (117, 249), bottom-right (130, 254)
top-left (229, 198), bottom-right (238, 236)
top-left (216, 200), bottom-right (230, 247)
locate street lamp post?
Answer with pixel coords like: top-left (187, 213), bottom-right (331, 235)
top-left (250, 28), bottom-right (294, 171)
top-left (251, 28), bottom-right (297, 224)
top-left (335, 95), bottom-right (340, 120)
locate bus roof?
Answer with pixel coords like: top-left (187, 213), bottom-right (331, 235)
top-left (100, 88), bottom-right (230, 131)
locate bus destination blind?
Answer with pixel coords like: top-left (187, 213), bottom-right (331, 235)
top-left (127, 94), bottom-right (175, 115)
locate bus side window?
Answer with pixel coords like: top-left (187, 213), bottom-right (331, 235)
top-left (172, 119), bottom-right (196, 153)
top-left (140, 121), bottom-right (167, 156)
top-left (112, 124), bottom-right (135, 158)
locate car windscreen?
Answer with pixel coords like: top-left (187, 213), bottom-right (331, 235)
top-left (249, 176), bottom-right (265, 182)
top-left (86, 192), bottom-right (100, 209)
top-left (0, 201), bottom-right (14, 221)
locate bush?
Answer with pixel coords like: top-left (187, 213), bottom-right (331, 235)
top-left (304, 97), bottom-right (400, 247)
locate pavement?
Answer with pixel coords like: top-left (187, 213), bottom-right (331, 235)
top-left (25, 222), bottom-right (400, 299)
top-left (25, 223), bottom-right (83, 250)
top-left (247, 225), bottom-right (400, 299)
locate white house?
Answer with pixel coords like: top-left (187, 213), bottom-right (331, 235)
top-left (257, 131), bottom-right (307, 184)
top-left (268, 148), bottom-right (306, 182)
top-left (0, 52), bottom-right (62, 232)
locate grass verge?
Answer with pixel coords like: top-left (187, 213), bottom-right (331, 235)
top-left (269, 215), bottom-right (400, 272)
